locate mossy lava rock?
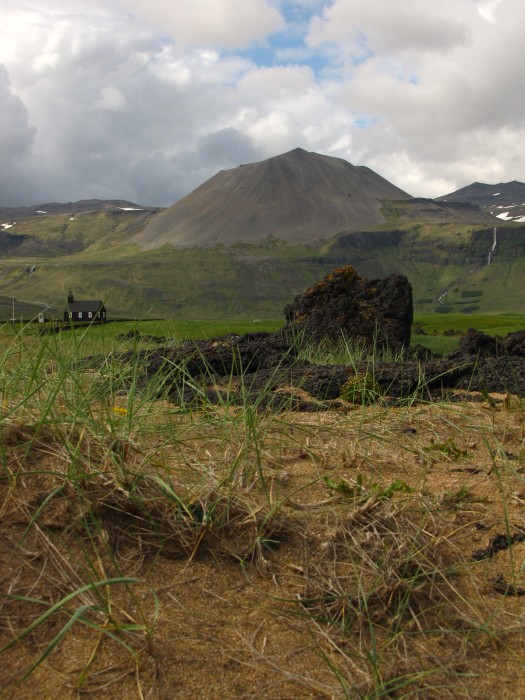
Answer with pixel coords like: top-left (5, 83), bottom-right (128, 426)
top-left (283, 266), bottom-right (413, 348)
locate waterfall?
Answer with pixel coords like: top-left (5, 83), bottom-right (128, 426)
top-left (438, 227), bottom-right (498, 305)
top-left (437, 290), bottom-right (449, 305)
top-left (487, 226), bottom-right (497, 266)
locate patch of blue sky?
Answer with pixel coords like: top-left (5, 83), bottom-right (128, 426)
top-left (236, 29), bottom-right (329, 74)
top-left (235, 1), bottom-right (333, 74)
top-left (277, 0), bottom-right (330, 24)
top-left (391, 64), bottom-right (420, 85)
top-left (350, 30), bottom-right (375, 66)
top-left (275, 47), bottom-right (330, 74)
top-left (239, 45), bottom-right (276, 68)
top-left (355, 116), bottom-right (378, 129)
top-left (237, 46), bottom-right (330, 75)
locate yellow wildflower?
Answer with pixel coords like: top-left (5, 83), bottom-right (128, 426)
top-left (113, 406), bottom-right (128, 416)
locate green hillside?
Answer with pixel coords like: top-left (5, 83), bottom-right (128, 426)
top-left (1, 204), bottom-right (524, 321)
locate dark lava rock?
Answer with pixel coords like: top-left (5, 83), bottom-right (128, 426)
top-left (110, 326), bottom-right (525, 409)
top-left (283, 266), bottom-right (413, 349)
top-left (136, 332), bottom-right (296, 381)
top-left (502, 330), bottom-right (525, 356)
top-left (451, 328), bottom-right (502, 358)
top-left (448, 328), bottom-right (525, 365)
top-left (472, 529), bottom-right (525, 561)
top-left (491, 575), bottom-right (525, 596)
top-left (369, 353), bottom-right (525, 399)
top-left (116, 326), bottom-right (525, 411)
top-left (136, 335), bottom-right (352, 409)
top-left (449, 328), bottom-right (525, 358)
top-left (406, 344), bottom-right (434, 361)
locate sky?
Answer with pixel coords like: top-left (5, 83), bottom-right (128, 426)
top-left (1, 0), bottom-right (524, 207)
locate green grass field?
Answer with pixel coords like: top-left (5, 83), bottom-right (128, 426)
top-left (414, 312), bottom-right (525, 336)
top-left (412, 313), bottom-right (525, 353)
top-left (4, 312), bottom-right (524, 358)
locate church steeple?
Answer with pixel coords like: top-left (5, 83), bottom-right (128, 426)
top-left (67, 289), bottom-right (74, 304)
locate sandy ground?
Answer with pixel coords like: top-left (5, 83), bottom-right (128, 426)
top-left (1, 394), bottom-right (525, 698)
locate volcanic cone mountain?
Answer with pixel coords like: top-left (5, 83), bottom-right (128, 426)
top-left (132, 148), bottom-right (412, 249)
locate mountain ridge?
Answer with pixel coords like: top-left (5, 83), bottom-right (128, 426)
top-left (0, 199), bottom-right (161, 222)
top-left (436, 180), bottom-right (525, 223)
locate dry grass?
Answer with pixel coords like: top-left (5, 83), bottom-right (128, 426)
top-left (1, 327), bottom-right (525, 698)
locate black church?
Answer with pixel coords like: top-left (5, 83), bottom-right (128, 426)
top-left (63, 290), bottom-right (106, 323)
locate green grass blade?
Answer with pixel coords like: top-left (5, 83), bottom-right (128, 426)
top-left (20, 604), bottom-right (91, 680)
top-left (0, 577), bottom-right (140, 653)
top-left (18, 485), bottom-right (65, 543)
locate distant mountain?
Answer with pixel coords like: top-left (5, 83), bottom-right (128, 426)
top-left (1, 155), bottom-right (524, 320)
top-left (436, 181), bottom-right (525, 223)
top-left (132, 148), bottom-right (413, 249)
top-left (381, 197), bottom-right (495, 225)
top-left (0, 199), bottom-right (158, 222)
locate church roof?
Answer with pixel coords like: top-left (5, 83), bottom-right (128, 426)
top-left (66, 300), bottom-right (105, 313)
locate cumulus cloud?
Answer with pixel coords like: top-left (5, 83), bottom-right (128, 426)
top-left (119, 0), bottom-right (285, 49)
top-left (0, 0), bottom-right (523, 205)
top-left (307, 0), bottom-right (470, 56)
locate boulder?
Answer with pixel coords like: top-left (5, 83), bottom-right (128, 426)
top-left (502, 331), bottom-right (525, 356)
top-left (452, 328), bottom-right (501, 357)
top-left (450, 328), bottom-right (525, 359)
top-left (283, 266), bottom-right (413, 348)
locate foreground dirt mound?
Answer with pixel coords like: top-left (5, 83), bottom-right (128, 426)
top-left (283, 266), bottom-right (413, 348)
